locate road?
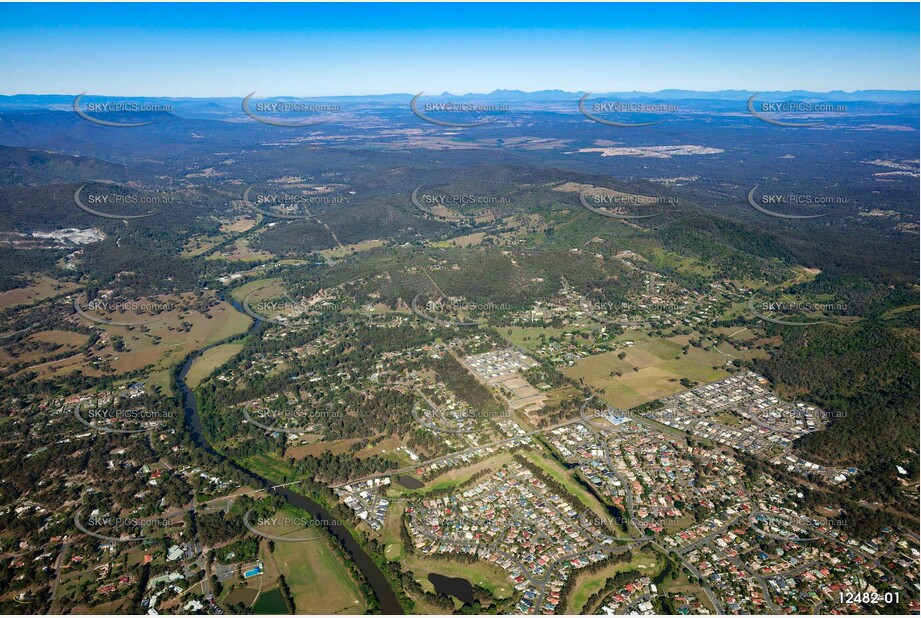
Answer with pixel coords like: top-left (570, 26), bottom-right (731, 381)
top-left (47, 541), bottom-right (69, 612)
top-left (391, 399), bottom-right (732, 614)
top-left (408, 472), bottom-right (640, 613)
top-left (578, 400), bottom-right (641, 535)
top-left (338, 388), bottom-right (915, 615)
top-left (677, 513), bottom-right (749, 556)
top-left (332, 411), bottom-right (601, 488)
top-left (617, 593), bottom-right (650, 615)
top-left (648, 540), bottom-right (724, 615)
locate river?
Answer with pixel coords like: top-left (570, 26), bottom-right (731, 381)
top-left (177, 294), bottom-right (403, 614)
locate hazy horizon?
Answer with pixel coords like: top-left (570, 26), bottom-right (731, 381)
top-left (2, 88), bottom-right (919, 100)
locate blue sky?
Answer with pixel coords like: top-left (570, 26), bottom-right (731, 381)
top-left (1, 3), bottom-right (918, 96)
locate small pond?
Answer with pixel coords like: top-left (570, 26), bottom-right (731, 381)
top-left (395, 474), bottom-right (424, 489)
top-left (428, 573), bottom-right (474, 603)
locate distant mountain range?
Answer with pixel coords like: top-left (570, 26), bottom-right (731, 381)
top-left (472, 89), bottom-right (920, 102)
top-left (0, 89), bottom-right (917, 112)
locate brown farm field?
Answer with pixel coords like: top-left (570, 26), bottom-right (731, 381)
top-left (185, 340), bottom-right (246, 388)
top-left (0, 276), bottom-right (79, 309)
top-left (563, 336), bottom-right (731, 409)
top-left (10, 294), bottom-right (251, 391)
top-left (207, 237), bottom-right (274, 262)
